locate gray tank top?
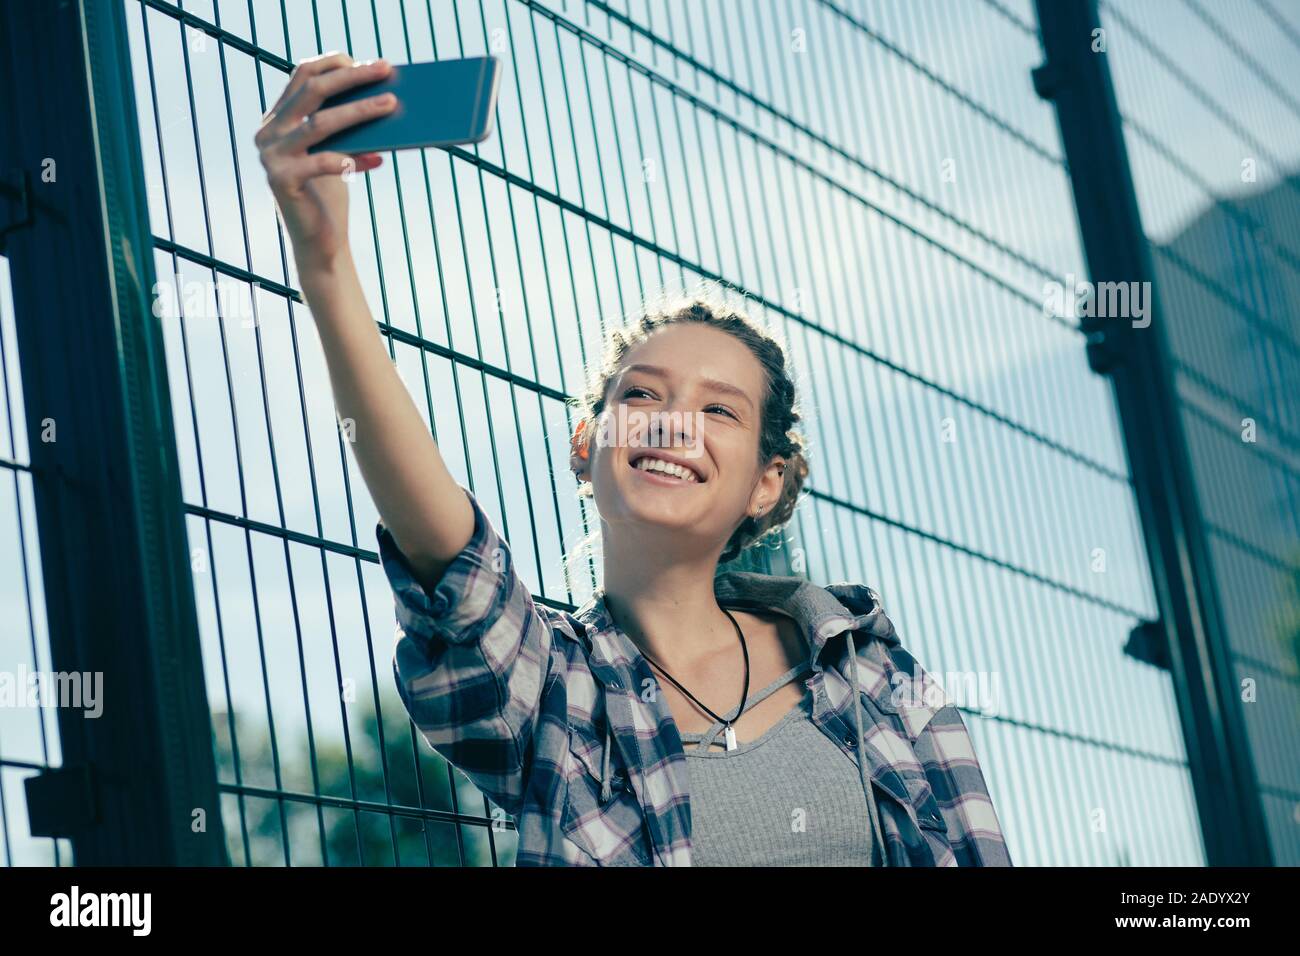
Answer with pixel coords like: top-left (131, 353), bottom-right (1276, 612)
top-left (681, 662), bottom-right (877, 866)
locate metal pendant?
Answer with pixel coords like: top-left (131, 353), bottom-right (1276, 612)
top-left (724, 724), bottom-right (738, 751)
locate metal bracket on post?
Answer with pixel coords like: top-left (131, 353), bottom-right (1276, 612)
top-left (1124, 620), bottom-right (1171, 671)
top-left (1030, 63), bottom-right (1063, 101)
top-left (1079, 311), bottom-right (1125, 376)
top-left (24, 766), bottom-right (98, 839)
top-left (0, 168), bottom-right (32, 252)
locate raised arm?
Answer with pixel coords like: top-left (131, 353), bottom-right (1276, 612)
top-left (255, 53), bottom-right (554, 814)
top-left (255, 52), bottom-right (471, 591)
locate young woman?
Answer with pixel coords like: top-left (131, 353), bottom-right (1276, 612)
top-left (256, 53), bottom-right (1012, 867)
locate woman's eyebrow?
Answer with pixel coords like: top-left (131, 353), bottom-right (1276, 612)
top-left (621, 363), bottom-right (754, 410)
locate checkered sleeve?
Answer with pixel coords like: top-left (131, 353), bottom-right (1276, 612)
top-left (913, 704), bottom-right (1014, 866)
top-left (378, 484), bottom-right (553, 819)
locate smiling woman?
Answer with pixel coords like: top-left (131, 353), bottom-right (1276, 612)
top-left (378, 289), bottom-right (1014, 867)
top-left (531, 294), bottom-right (1011, 866)
top-left (257, 51), bottom-right (1011, 869)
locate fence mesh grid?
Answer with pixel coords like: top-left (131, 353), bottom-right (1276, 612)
top-left (121, 0), bottom-right (1210, 867)
top-left (1102, 0), bottom-right (1300, 865)
top-left (14, 0), bottom-right (1275, 865)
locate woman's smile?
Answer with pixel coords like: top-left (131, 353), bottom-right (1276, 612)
top-left (627, 448), bottom-right (707, 486)
top-left (630, 456), bottom-right (702, 486)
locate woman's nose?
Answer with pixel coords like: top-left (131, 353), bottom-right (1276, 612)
top-left (647, 409), bottom-right (702, 452)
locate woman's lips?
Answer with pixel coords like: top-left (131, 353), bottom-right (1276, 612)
top-left (629, 458), bottom-right (702, 486)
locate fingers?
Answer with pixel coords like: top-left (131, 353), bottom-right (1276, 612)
top-left (264, 51), bottom-right (353, 122)
top-left (256, 56), bottom-right (391, 149)
top-left (309, 151), bottom-right (384, 179)
top-left (274, 57), bottom-right (392, 129)
top-left (280, 92), bottom-right (397, 151)
top-left (256, 53), bottom-right (392, 199)
top-left (264, 150), bottom-right (383, 196)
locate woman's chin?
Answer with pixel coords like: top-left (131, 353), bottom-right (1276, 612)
top-left (607, 493), bottom-right (706, 527)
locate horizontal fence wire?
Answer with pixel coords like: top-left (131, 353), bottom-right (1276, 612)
top-left (1101, 0), bottom-right (1300, 865)
top-left (116, 0), bottom-right (1207, 866)
top-left (0, 256), bottom-right (70, 867)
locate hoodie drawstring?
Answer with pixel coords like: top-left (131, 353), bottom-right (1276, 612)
top-left (846, 630), bottom-right (889, 866)
top-left (599, 722), bottom-right (613, 803)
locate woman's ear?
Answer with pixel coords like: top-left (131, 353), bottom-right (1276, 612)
top-left (569, 418), bottom-right (591, 482)
top-left (749, 456), bottom-right (786, 517)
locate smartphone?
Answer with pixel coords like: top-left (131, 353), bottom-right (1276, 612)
top-left (308, 56), bottom-right (501, 154)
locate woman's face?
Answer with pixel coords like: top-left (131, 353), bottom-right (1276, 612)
top-left (574, 323), bottom-right (785, 557)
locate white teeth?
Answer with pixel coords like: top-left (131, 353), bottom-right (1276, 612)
top-left (633, 456), bottom-right (698, 482)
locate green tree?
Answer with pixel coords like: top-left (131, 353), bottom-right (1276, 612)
top-left (211, 699), bottom-right (513, 866)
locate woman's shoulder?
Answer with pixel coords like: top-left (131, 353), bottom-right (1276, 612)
top-left (532, 600), bottom-right (595, 657)
top-left (533, 595), bottom-right (631, 675)
top-left (820, 580), bottom-right (957, 732)
top-left (820, 580), bottom-right (899, 645)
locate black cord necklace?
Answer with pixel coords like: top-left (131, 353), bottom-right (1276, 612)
top-left (639, 607), bottom-right (750, 752)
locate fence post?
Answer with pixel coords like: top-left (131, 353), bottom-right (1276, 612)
top-left (1032, 0), bottom-right (1272, 865)
top-left (0, 0), bottom-right (226, 863)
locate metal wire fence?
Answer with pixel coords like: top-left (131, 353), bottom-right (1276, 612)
top-left (18, 0), bottom-right (1295, 866)
top-left (112, 0), bottom-right (1202, 866)
top-left (118, 0), bottom-right (1208, 866)
top-left (0, 256), bottom-right (71, 867)
top-left (1100, 0), bottom-right (1300, 865)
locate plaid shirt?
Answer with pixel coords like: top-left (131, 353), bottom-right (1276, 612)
top-left (379, 485), bottom-right (1013, 866)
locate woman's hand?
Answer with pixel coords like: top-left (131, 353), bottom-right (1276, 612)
top-left (255, 52), bottom-right (396, 274)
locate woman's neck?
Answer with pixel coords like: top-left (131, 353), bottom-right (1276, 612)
top-left (599, 539), bottom-right (737, 672)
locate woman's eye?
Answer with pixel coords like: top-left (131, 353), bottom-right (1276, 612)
top-left (623, 386), bottom-right (652, 399)
top-left (706, 404), bottom-right (737, 419)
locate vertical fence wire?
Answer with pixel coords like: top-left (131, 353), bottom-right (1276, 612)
top-left (98, 0), bottom-right (1267, 866)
